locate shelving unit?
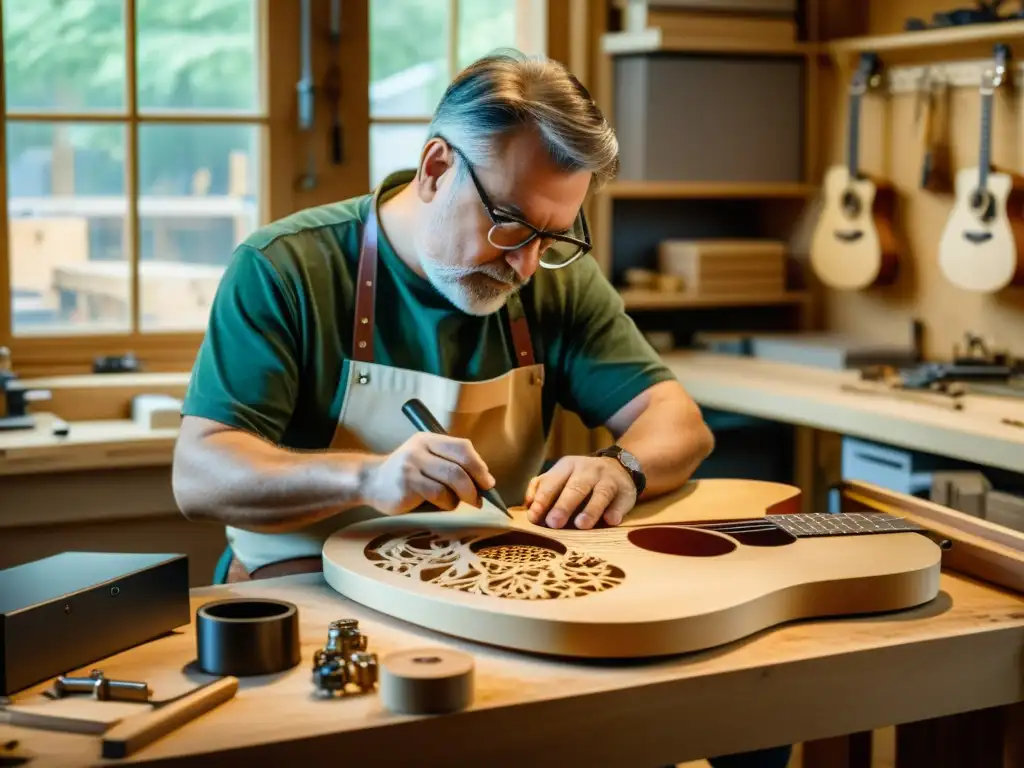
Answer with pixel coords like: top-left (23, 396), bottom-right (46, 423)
top-left (829, 18), bottom-right (1024, 65)
top-left (601, 27), bottom-right (818, 56)
top-left (603, 181), bottom-right (816, 199)
top-left (590, 0), bottom-right (824, 333)
top-left (620, 289), bottom-right (812, 311)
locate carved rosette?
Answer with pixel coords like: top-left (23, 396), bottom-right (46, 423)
top-left (363, 529), bottom-right (625, 600)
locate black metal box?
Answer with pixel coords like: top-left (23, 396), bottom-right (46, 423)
top-left (0, 551), bottom-right (191, 695)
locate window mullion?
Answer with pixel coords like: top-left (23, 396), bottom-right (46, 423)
top-left (449, 0), bottom-right (459, 81)
top-left (125, 0), bottom-right (140, 337)
top-left (0, 6), bottom-right (10, 345)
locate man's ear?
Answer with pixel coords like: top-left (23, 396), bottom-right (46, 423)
top-left (416, 138), bottom-right (453, 203)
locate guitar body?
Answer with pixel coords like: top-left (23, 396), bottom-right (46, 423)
top-left (938, 165), bottom-right (1024, 292)
top-left (322, 478), bottom-right (942, 659)
top-left (810, 165), bottom-right (901, 290)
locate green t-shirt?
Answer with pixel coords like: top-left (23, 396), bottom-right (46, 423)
top-left (182, 171), bottom-right (675, 448)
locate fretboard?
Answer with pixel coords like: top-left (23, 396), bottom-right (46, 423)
top-left (770, 512), bottom-right (924, 538)
top-left (979, 91), bottom-right (993, 190)
top-left (846, 92), bottom-right (862, 179)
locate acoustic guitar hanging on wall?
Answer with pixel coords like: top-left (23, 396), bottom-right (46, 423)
top-left (810, 51), bottom-right (901, 291)
top-left (938, 43), bottom-right (1024, 293)
top-left (322, 478), bottom-right (942, 659)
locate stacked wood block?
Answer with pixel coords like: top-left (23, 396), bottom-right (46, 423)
top-left (930, 471), bottom-right (1024, 533)
top-left (656, 239), bottom-right (787, 298)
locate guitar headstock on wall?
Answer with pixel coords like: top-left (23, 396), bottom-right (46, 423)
top-left (938, 43), bottom-right (1024, 293)
top-left (810, 52), bottom-right (901, 291)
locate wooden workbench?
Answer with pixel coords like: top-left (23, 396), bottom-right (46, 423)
top-left (2, 567), bottom-right (1023, 767)
top-left (5, 352), bottom-right (1024, 477)
top-left (660, 352), bottom-right (1024, 475)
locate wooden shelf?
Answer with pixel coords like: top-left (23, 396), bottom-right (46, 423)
top-left (601, 29), bottom-right (817, 57)
top-left (603, 181), bottom-right (816, 200)
top-left (829, 19), bottom-right (1024, 66)
top-left (619, 290), bottom-right (811, 311)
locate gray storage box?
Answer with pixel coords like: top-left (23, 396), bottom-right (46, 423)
top-left (613, 53), bottom-right (805, 183)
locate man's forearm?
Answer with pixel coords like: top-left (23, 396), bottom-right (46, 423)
top-left (615, 387), bottom-right (714, 498)
top-left (172, 417), bottom-right (379, 534)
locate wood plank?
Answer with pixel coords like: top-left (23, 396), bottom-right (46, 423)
top-left (830, 19), bottom-right (1024, 57)
top-left (2, 570), bottom-right (1023, 766)
top-left (601, 28), bottom-right (816, 56)
top-left (0, 413), bottom-right (176, 476)
top-left (603, 181), bottom-right (817, 199)
top-left (621, 290), bottom-right (811, 310)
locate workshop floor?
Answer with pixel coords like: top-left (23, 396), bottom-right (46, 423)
top-left (678, 729), bottom-right (895, 768)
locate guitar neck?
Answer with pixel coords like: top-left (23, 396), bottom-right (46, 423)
top-left (769, 513), bottom-right (924, 538)
top-left (687, 512), bottom-right (924, 539)
top-left (846, 90), bottom-right (862, 179)
top-left (979, 91), bottom-right (993, 188)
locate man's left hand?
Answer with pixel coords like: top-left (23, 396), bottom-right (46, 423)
top-left (524, 455), bottom-right (637, 530)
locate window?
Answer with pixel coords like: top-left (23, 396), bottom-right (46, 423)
top-left (368, 0), bottom-right (547, 187)
top-left (1, 0), bottom-right (266, 356)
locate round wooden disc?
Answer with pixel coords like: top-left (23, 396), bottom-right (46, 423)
top-left (379, 648), bottom-right (474, 715)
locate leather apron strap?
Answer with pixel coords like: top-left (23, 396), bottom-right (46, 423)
top-left (352, 194), bottom-right (536, 366)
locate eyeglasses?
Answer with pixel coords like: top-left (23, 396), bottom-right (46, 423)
top-left (444, 140), bottom-right (592, 270)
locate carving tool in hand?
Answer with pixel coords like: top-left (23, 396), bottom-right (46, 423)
top-left (401, 398), bottom-right (511, 518)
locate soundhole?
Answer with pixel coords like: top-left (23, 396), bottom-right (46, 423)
top-left (468, 530), bottom-right (567, 559)
top-left (841, 189), bottom-right (861, 218)
top-left (970, 189), bottom-right (995, 222)
top-left (728, 527), bottom-right (796, 547)
top-left (627, 527), bottom-right (737, 557)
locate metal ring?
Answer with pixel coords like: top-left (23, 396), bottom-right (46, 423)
top-left (195, 598), bottom-right (301, 676)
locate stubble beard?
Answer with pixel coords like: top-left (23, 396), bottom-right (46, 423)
top-left (415, 200), bottom-right (525, 316)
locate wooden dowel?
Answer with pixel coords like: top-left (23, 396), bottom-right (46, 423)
top-left (101, 676), bottom-right (239, 759)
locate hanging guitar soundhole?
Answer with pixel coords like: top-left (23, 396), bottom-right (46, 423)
top-left (841, 189), bottom-right (862, 217)
top-left (627, 527), bottom-right (737, 557)
top-left (970, 189), bottom-right (994, 222)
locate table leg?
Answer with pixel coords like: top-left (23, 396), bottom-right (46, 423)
top-left (895, 702), bottom-right (1024, 767)
top-left (801, 731), bottom-right (871, 768)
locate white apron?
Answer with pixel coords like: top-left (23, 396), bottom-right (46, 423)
top-left (226, 192), bottom-right (548, 580)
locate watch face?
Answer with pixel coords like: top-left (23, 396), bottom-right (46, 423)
top-left (618, 449), bottom-right (641, 472)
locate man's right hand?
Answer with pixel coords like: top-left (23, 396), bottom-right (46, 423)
top-left (361, 432), bottom-right (496, 516)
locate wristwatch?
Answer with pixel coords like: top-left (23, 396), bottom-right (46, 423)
top-left (593, 445), bottom-right (646, 496)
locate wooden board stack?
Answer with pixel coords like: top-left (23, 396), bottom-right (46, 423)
top-left (658, 239), bottom-right (787, 298)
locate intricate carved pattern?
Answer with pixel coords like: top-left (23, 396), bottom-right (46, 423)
top-left (364, 529), bottom-right (625, 600)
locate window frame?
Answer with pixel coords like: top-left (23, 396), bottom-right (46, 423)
top-left (0, 0), bottom-right (278, 376)
top-left (0, 0), bottom-right (552, 378)
top-left (368, 0), bottom-right (548, 184)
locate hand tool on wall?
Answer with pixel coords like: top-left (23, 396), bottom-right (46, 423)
top-left (325, 0), bottom-right (344, 165)
top-left (296, 0), bottom-right (317, 190)
top-left (915, 69), bottom-right (951, 192)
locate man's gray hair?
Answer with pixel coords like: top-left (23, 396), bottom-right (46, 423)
top-left (427, 49), bottom-right (619, 189)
